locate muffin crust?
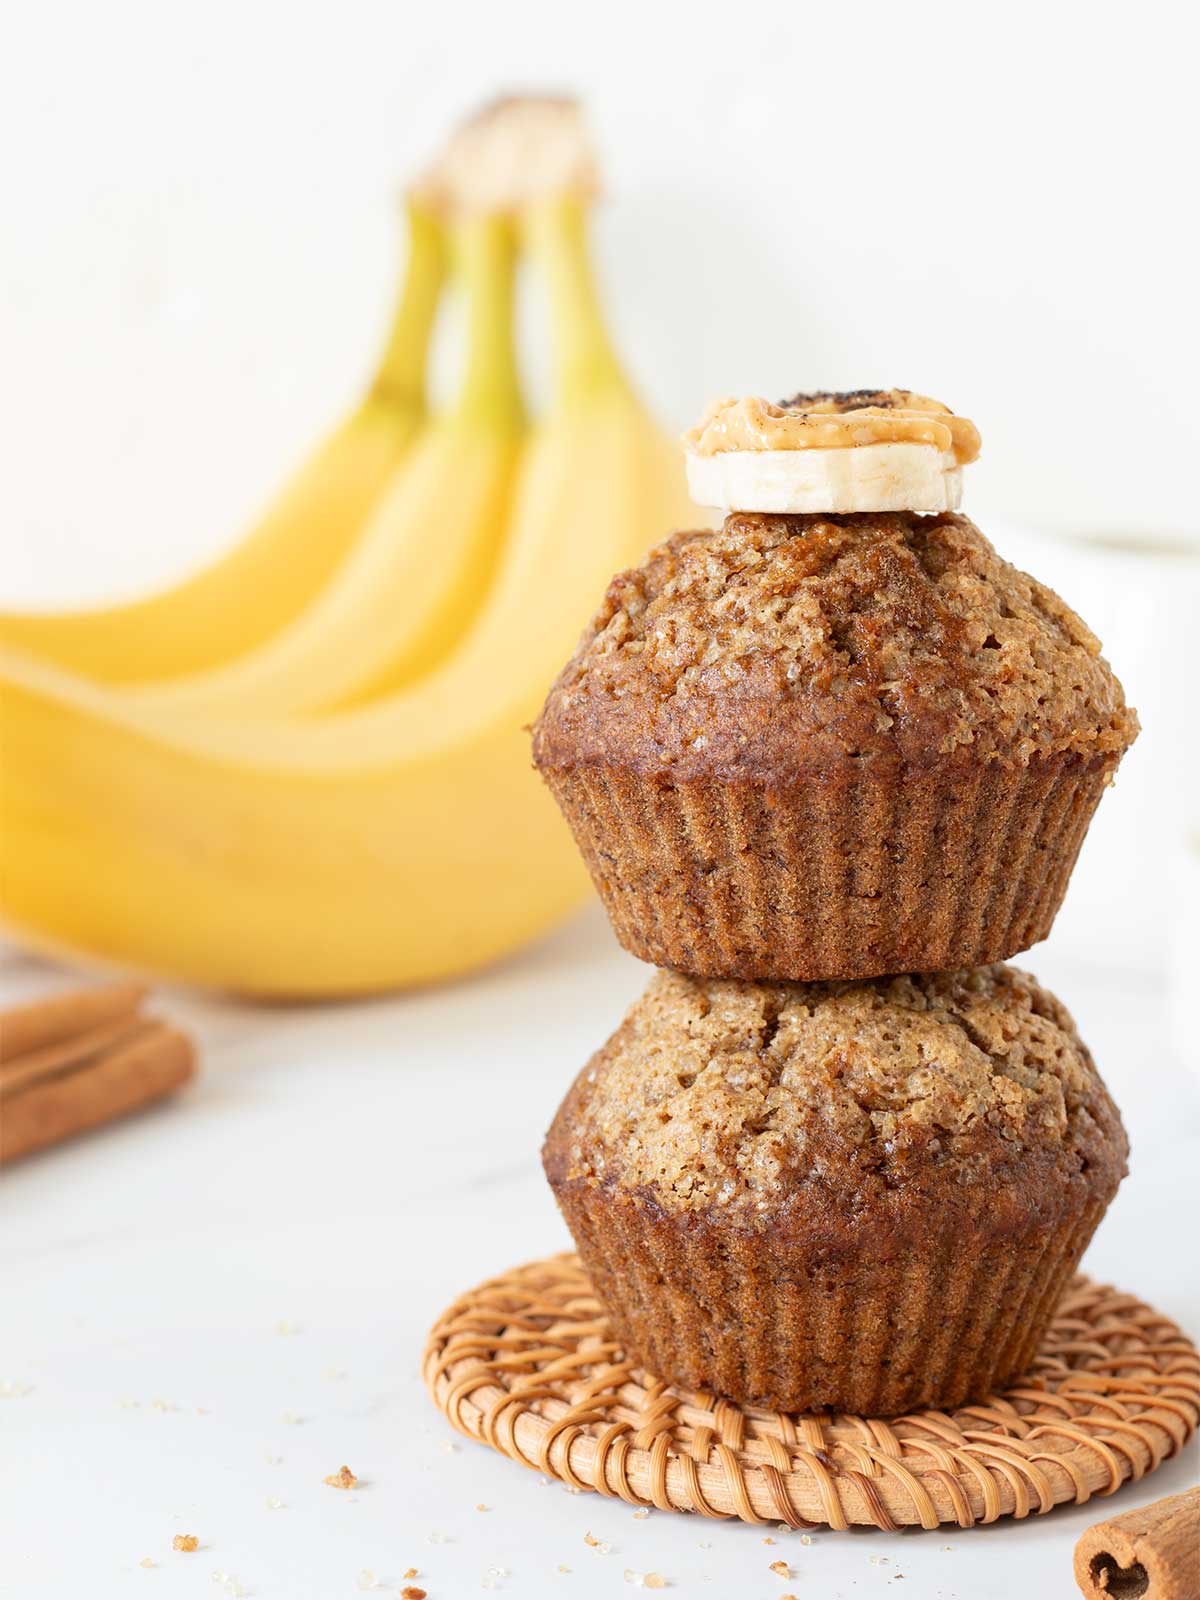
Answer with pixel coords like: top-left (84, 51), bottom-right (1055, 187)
top-left (545, 965), bottom-right (1126, 1224)
top-left (533, 511), bottom-right (1137, 782)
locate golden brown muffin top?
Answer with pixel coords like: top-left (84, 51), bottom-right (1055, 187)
top-left (533, 512), bottom-right (1137, 780)
top-left (543, 966), bottom-right (1127, 1219)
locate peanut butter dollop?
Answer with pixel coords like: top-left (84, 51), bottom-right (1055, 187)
top-left (685, 389), bottom-right (981, 465)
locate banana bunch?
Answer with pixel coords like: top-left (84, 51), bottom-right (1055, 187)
top-left (0, 103), bottom-right (696, 996)
top-left (0, 202), bottom-right (446, 683)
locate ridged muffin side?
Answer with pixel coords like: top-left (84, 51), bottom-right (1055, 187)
top-left (533, 511), bottom-right (1138, 981)
top-left (543, 965), bottom-right (1127, 1416)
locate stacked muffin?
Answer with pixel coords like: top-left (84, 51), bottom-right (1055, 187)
top-left (532, 391), bottom-right (1138, 1416)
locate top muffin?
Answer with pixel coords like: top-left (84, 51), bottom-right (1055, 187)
top-left (533, 430), bottom-right (1138, 980)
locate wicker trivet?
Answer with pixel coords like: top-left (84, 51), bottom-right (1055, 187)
top-left (423, 1254), bottom-right (1199, 1531)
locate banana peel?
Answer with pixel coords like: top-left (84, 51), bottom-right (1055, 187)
top-left (130, 214), bottom-right (529, 717)
top-left (0, 644), bottom-right (587, 994)
top-left (0, 204), bottom-right (446, 683)
top-left (0, 199), bottom-right (696, 994)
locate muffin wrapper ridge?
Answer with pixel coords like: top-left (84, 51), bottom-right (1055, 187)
top-left (541, 750), bottom-right (1115, 981)
top-left (551, 1179), bottom-right (1111, 1416)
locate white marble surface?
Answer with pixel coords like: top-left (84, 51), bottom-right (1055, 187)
top-left (2, 908), bottom-right (1197, 1600)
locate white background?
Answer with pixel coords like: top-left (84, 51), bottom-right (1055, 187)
top-left (2, 3), bottom-right (1198, 1596)
top-left (3, 0), bottom-right (1199, 591)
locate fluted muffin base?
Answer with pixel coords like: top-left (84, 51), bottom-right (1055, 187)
top-left (550, 1182), bottom-right (1110, 1417)
top-left (541, 750), bottom-right (1113, 982)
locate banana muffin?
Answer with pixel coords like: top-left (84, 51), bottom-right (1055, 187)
top-left (543, 963), bottom-right (1127, 1415)
top-left (532, 492), bottom-right (1138, 981)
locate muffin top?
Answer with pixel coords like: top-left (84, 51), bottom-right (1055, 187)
top-left (543, 966), bottom-right (1127, 1223)
top-left (533, 512), bottom-right (1137, 780)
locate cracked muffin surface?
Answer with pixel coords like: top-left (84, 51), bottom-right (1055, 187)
top-left (533, 511), bottom-right (1137, 780)
top-left (544, 965), bottom-right (1127, 1220)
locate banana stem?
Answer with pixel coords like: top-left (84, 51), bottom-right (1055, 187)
top-left (524, 198), bottom-right (629, 407)
top-left (449, 213), bottom-right (526, 431)
top-left (369, 200), bottom-right (446, 410)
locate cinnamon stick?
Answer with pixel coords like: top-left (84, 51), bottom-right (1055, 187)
top-left (1073, 1486), bottom-right (1200, 1599)
top-left (0, 982), bottom-right (146, 1063)
top-left (0, 1016), bottom-right (154, 1097)
top-left (0, 1021), bottom-right (195, 1164)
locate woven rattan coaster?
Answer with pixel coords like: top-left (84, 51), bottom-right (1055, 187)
top-left (423, 1254), bottom-right (1199, 1531)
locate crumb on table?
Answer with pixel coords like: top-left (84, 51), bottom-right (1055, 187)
top-left (172, 1534), bottom-right (199, 1552)
top-left (324, 1464), bottom-right (357, 1489)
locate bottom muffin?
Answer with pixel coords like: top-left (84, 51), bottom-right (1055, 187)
top-left (543, 965), bottom-right (1127, 1416)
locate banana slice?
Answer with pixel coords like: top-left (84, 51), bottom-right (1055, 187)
top-left (686, 441), bottom-right (963, 514)
top-left (684, 390), bottom-right (979, 515)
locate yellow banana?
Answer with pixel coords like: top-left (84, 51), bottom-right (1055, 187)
top-left (0, 200), bottom-right (695, 995)
top-left (0, 203), bottom-right (445, 683)
top-left (130, 215), bottom-right (527, 717)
